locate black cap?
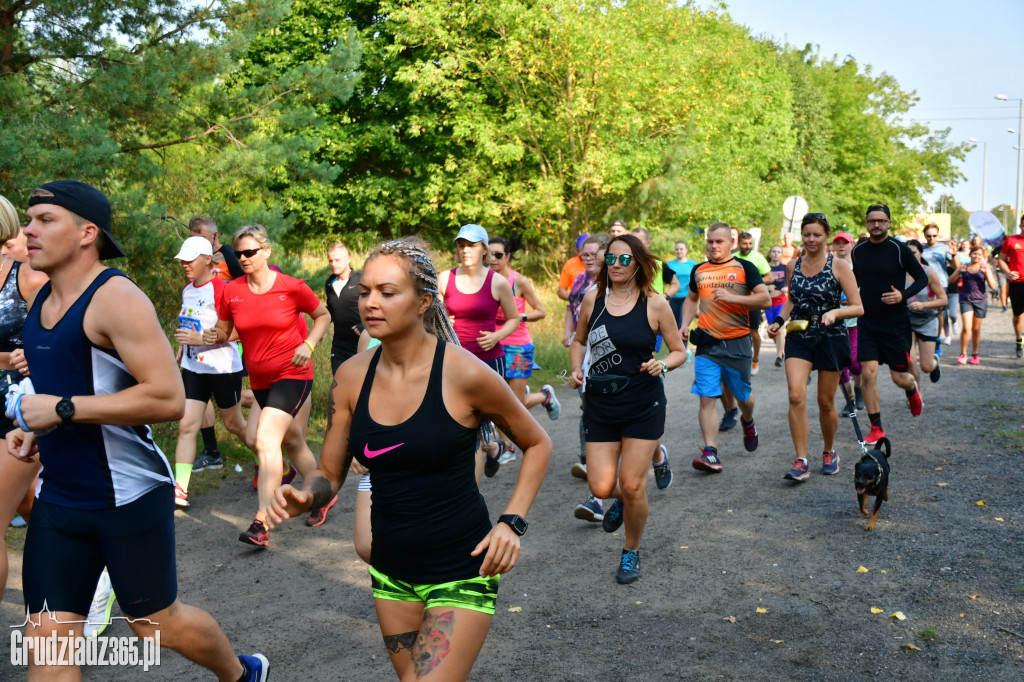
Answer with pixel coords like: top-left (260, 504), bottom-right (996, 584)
top-left (865, 203), bottom-right (891, 220)
top-left (27, 180), bottom-right (125, 260)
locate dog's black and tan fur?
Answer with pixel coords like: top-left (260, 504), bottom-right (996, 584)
top-left (854, 437), bottom-right (891, 531)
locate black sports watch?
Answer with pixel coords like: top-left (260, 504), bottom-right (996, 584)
top-left (520, 313), bottom-right (528, 322)
top-left (497, 514), bottom-right (528, 536)
top-left (55, 397), bottom-right (75, 424)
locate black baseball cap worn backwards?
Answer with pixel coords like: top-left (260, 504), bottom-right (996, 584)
top-left (865, 203), bottom-right (891, 220)
top-left (28, 180), bottom-right (125, 260)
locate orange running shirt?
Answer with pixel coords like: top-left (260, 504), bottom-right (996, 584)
top-left (689, 257), bottom-right (764, 340)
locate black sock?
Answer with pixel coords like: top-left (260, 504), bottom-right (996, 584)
top-left (236, 657), bottom-right (249, 682)
top-left (905, 386), bottom-right (917, 397)
top-left (200, 427), bottom-right (219, 453)
top-left (869, 412), bottom-right (882, 429)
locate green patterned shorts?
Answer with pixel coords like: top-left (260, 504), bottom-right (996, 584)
top-left (369, 566), bottom-right (500, 615)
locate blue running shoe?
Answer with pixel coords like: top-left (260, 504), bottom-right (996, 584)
top-left (784, 458), bottom-right (809, 481)
top-left (573, 495), bottom-right (604, 522)
top-left (821, 450), bottom-right (839, 475)
top-left (653, 444), bottom-right (672, 490)
top-left (602, 499), bottom-right (624, 533)
top-left (616, 549), bottom-right (641, 584)
top-left (718, 408), bottom-right (738, 431)
top-left (238, 653), bottom-right (269, 682)
top-left (541, 384), bottom-right (561, 420)
top-left (692, 447), bottom-right (722, 473)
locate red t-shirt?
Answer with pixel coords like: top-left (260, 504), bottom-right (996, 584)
top-left (558, 256), bottom-right (586, 290)
top-left (1001, 234), bottom-right (1024, 281)
top-left (216, 273), bottom-right (321, 389)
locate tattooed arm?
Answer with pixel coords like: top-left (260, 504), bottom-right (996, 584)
top-left (266, 356), bottom-right (363, 526)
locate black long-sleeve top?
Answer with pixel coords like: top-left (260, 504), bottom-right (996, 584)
top-left (852, 237), bottom-right (927, 320)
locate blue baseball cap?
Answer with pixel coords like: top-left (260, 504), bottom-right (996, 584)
top-left (575, 233), bottom-right (590, 249)
top-left (454, 224), bottom-right (488, 244)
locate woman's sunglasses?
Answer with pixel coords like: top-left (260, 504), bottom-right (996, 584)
top-left (604, 253), bottom-right (633, 266)
top-left (234, 247), bottom-right (263, 259)
top-left (490, 251), bottom-right (506, 259)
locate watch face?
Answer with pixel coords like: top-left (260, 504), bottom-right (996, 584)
top-left (56, 399), bottom-right (74, 419)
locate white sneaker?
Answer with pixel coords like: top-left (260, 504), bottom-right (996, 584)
top-left (943, 335), bottom-right (951, 345)
top-left (84, 570), bottom-right (116, 637)
top-left (570, 462), bottom-right (587, 480)
top-left (952, 322), bottom-right (959, 335)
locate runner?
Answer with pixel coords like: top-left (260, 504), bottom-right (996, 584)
top-left (563, 235), bottom-right (607, 521)
top-left (556, 233), bottom-right (589, 301)
top-left (609, 220), bottom-right (629, 238)
top-left (171, 236), bottom-right (250, 509)
top-left (11, 180), bottom-right (267, 680)
top-left (736, 231), bottom-right (771, 374)
top-left (851, 204), bottom-right (928, 444)
top-left (489, 234), bottom-right (560, 464)
top-left (267, 239), bottom-right (551, 680)
top-left (681, 223), bottom-right (771, 473)
top-left (921, 223), bottom-right (949, 341)
top-left (0, 195), bottom-right (47, 603)
top-left (780, 231), bottom-right (797, 264)
top-left (210, 223), bottom-right (332, 545)
top-left (905, 239), bottom-right (948, 387)
top-left (764, 244), bottom-right (788, 367)
top-left (766, 213), bottom-right (862, 482)
top-left (998, 215), bottom-right (1024, 358)
top-left (952, 244), bottom-right (998, 365)
top-left (437, 224), bottom-right (520, 477)
top-left (325, 241), bottom-right (363, 374)
top-left (568, 234), bottom-right (686, 583)
top-left (831, 231), bottom-right (864, 415)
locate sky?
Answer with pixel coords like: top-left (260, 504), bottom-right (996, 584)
top-left (702, 0), bottom-right (1024, 224)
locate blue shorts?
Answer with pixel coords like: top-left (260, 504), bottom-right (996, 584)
top-left (765, 304), bottom-right (785, 325)
top-left (502, 343), bottom-right (537, 379)
top-left (691, 355), bottom-right (752, 402)
top-left (24, 485), bottom-right (177, 619)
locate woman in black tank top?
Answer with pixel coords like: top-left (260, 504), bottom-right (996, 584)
top-left (0, 207), bottom-right (49, 603)
top-left (568, 235), bottom-right (687, 585)
top-left (267, 240), bottom-right (551, 681)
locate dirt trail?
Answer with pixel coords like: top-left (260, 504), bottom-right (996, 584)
top-left (4, 314), bottom-right (1024, 680)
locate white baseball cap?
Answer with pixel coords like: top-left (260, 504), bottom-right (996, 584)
top-left (174, 236), bottom-right (213, 261)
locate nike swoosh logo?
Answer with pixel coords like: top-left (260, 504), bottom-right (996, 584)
top-left (364, 442), bottom-right (404, 458)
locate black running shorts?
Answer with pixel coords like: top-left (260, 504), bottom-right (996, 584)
top-left (182, 368), bottom-right (243, 408)
top-left (1009, 282), bottom-right (1024, 317)
top-left (251, 378), bottom-right (313, 416)
top-left (24, 485), bottom-right (177, 619)
top-left (857, 317), bottom-right (911, 373)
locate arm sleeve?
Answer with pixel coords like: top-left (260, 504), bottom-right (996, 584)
top-left (901, 243), bottom-right (929, 300)
top-left (662, 262), bottom-right (675, 285)
top-left (740, 258), bottom-right (765, 289)
top-left (689, 263), bottom-right (702, 294)
top-left (219, 247), bottom-right (245, 279)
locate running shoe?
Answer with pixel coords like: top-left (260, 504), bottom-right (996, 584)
top-left (574, 495), bottom-right (604, 522)
top-left (821, 450), bottom-right (840, 475)
top-left (239, 518), bottom-right (269, 547)
top-left (929, 354), bottom-right (941, 383)
top-left (83, 570), bottom-right (116, 638)
top-left (692, 447), bottom-right (722, 473)
top-left (957, 354), bottom-right (968, 365)
top-left (192, 449), bottom-right (224, 472)
top-left (934, 344), bottom-right (943, 357)
top-left (970, 354), bottom-right (980, 365)
top-left (840, 399), bottom-right (856, 418)
top-left (774, 356), bottom-right (784, 368)
top-left (718, 408), bottom-right (738, 431)
top-left (306, 494), bottom-right (338, 527)
top-left (174, 482), bottom-right (190, 509)
top-left (238, 653), bottom-right (270, 682)
top-left (282, 463), bottom-right (298, 486)
top-left (653, 444), bottom-right (673, 490)
top-left (864, 425), bottom-right (885, 446)
top-left (484, 440), bottom-right (504, 478)
top-left (602, 499), bottom-right (624, 533)
top-left (741, 418), bottom-right (759, 452)
top-left (498, 444), bottom-right (517, 465)
top-left (943, 335), bottom-right (951, 345)
top-left (540, 384), bottom-right (561, 420)
top-left (907, 382), bottom-right (923, 417)
top-left (750, 361), bottom-right (759, 376)
top-left (616, 549), bottom-right (641, 584)
top-left (9, 514), bottom-right (26, 528)
top-left (783, 457), bottom-right (809, 482)
top-left (1017, 339), bottom-right (1023, 358)
top-left (952, 321), bottom-right (959, 335)
top-left (570, 462), bottom-right (588, 480)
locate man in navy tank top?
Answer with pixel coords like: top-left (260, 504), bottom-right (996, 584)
top-left (9, 181), bottom-right (268, 680)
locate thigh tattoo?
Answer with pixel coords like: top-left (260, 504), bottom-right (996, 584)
top-left (383, 631), bottom-right (417, 655)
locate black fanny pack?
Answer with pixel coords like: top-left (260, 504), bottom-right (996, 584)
top-left (688, 327), bottom-right (718, 348)
top-left (586, 373), bottom-right (631, 395)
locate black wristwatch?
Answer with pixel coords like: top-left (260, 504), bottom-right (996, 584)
top-left (520, 313), bottom-right (528, 322)
top-left (498, 514), bottom-right (528, 536)
top-left (55, 396), bottom-right (75, 424)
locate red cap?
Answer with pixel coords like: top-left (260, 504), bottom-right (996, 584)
top-left (833, 231), bottom-right (854, 243)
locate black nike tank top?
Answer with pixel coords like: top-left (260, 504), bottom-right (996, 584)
top-left (350, 339), bottom-right (491, 583)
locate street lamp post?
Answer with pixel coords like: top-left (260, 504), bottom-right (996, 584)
top-left (995, 94), bottom-right (1024, 223)
top-left (969, 137), bottom-right (988, 210)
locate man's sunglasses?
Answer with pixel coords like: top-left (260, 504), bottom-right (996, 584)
top-left (234, 247), bottom-right (263, 259)
top-left (604, 253), bottom-right (633, 266)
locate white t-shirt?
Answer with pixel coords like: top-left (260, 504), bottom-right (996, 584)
top-left (330, 275), bottom-right (349, 298)
top-left (179, 278), bottom-right (243, 374)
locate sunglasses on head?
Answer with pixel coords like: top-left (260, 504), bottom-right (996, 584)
top-left (234, 247), bottom-right (263, 259)
top-left (803, 213), bottom-right (827, 221)
top-left (604, 253), bottom-right (633, 266)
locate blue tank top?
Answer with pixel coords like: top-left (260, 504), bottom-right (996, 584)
top-left (24, 269), bottom-right (173, 509)
top-left (349, 339), bottom-right (491, 583)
